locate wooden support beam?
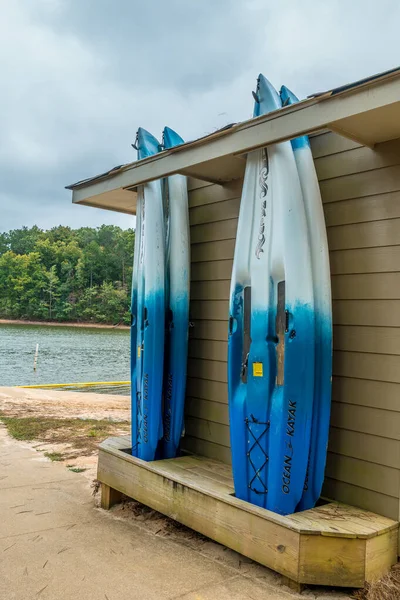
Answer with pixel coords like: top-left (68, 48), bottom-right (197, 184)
top-left (281, 577), bottom-right (305, 594)
top-left (101, 483), bottom-right (123, 510)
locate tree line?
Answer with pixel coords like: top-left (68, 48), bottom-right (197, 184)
top-left (0, 225), bottom-right (135, 324)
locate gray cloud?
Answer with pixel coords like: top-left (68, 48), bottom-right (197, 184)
top-left (1, 0), bottom-right (399, 232)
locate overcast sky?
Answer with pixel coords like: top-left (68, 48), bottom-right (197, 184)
top-left (1, 0), bottom-right (398, 232)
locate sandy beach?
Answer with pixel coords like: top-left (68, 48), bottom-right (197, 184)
top-left (0, 387), bottom-right (130, 479)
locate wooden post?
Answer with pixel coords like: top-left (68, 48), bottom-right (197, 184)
top-left (101, 483), bottom-right (122, 510)
top-left (281, 577), bottom-right (304, 594)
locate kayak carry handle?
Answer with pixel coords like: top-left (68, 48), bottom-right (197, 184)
top-left (229, 316), bottom-right (237, 334)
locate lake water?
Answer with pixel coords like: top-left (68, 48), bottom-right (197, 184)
top-left (0, 324), bottom-right (130, 393)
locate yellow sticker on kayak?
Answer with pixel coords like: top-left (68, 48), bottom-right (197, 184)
top-left (253, 362), bottom-right (263, 377)
top-left (137, 346), bottom-right (141, 358)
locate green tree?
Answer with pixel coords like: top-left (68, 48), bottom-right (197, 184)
top-left (8, 226), bottom-right (44, 255)
top-left (0, 225), bottom-right (134, 324)
top-left (0, 232), bottom-right (9, 255)
top-left (44, 265), bottom-right (60, 319)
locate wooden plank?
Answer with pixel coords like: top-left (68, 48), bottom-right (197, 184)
top-left (315, 138), bottom-right (400, 182)
top-left (332, 300), bottom-right (400, 326)
top-left (330, 245), bottom-right (400, 275)
top-left (186, 377), bottom-right (228, 404)
top-left (182, 436), bottom-right (232, 464)
top-left (189, 179), bottom-right (242, 207)
top-left (320, 165), bottom-right (400, 204)
top-left (332, 273), bottom-right (400, 300)
top-left (325, 453), bottom-right (399, 498)
top-left (189, 197), bottom-right (240, 226)
top-left (185, 416), bottom-right (230, 447)
top-left (333, 351), bottom-right (400, 384)
top-left (186, 397), bottom-right (229, 426)
top-left (191, 260), bottom-right (232, 281)
top-left (299, 535), bottom-right (366, 587)
top-left (287, 507), bottom-right (368, 538)
top-left (332, 377), bottom-right (400, 412)
top-left (310, 131), bottom-right (361, 159)
top-left (327, 218), bottom-right (400, 250)
top-left (191, 218), bottom-right (238, 244)
top-left (97, 446), bottom-right (301, 580)
top-left (191, 239), bottom-right (235, 263)
top-left (330, 402), bottom-right (400, 441)
top-left (101, 483), bottom-right (122, 509)
top-left (158, 455), bottom-right (203, 470)
top-left (298, 503), bottom-right (396, 536)
top-left (288, 514), bottom-right (365, 540)
top-left (189, 320), bottom-right (228, 342)
top-left (100, 435), bottom-right (131, 451)
top-left (175, 455), bottom-right (232, 478)
top-left (333, 325), bottom-right (400, 355)
top-left (191, 280), bottom-right (230, 300)
top-left (328, 427), bottom-right (400, 469)
top-left (187, 466), bottom-right (233, 487)
top-left (187, 358), bottom-right (227, 383)
top-left (190, 300), bottom-right (228, 321)
top-left (364, 529), bottom-right (398, 583)
top-left (323, 478), bottom-right (399, 521)
top-left (188, 339), bottom-right (227, 362)
top-left (324, 191), bottom-right (400, 227)
top-left (149, 459), bottom-right (232, 496)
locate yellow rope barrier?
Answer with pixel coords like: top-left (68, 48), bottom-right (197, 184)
top-left (16, 381), bottom-right (130, 389)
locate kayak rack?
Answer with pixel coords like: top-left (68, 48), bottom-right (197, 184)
top-left (98, 435), bottom-right (398, 592)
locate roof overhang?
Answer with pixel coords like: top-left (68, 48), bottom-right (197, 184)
top-left (67, 67), bottom-right (400, 215)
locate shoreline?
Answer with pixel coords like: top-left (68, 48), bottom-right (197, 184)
top-left (0, 318), bottom-right (130, 330)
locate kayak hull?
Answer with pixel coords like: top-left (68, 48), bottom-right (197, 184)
top-left (228, 76), bottom-right (315, 515)
top-left (131, 129), bottom-right (165, 461)
top-left (228, 142), bottom-right (315, 515)
top-left (162, 127), bottom-right (190, 459)
top-left (280, 85), bottom-right (333, 511)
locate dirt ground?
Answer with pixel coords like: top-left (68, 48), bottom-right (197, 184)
top-left (0, 387), bottom-right (130, 478)
top-left (0, 386), bottom-right (130, 420)
top-left (0, 387), bottom-right (397, 599)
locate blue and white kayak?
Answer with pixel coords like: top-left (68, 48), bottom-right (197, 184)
top-left (131, 127), bottom-right (165, 461)
top-left (228, 75), bottom-right (315, 515)
top-left (161, 127), bottom-right (190, 458)
top-left (280, 86), bottom-right (333, 511)
top-left (130, 184), bottom-right (143, 456)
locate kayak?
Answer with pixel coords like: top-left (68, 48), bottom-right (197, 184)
top-left (131, 127), bottom-right (165, 461)
top-left (162, 127), bottom-right (190, 458)
top-left (280, 86), bottom-right (333, 511)
top-left (228, 75), bottom-right (315, 515)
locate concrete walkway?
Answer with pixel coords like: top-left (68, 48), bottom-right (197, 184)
top-left (0, 426), bottom-right (349, 600)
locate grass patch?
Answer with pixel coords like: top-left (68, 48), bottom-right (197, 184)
top-left (0, 416), bottom-right (70, 441)
top-left (0, 413), bottom-right (129, 458)
top-left (44, 452), bottom-right (64, 462)
top-left (68, 467), bottom-right (86, 473)
top-left (88, 429), bottom-right (101, 438)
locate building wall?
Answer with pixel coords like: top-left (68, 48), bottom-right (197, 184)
top-left (182, 132), bottom-right (400, 523)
